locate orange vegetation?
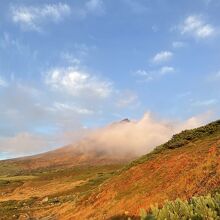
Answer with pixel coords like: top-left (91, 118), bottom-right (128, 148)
top-left (56, 136), bottom-right (220, 219)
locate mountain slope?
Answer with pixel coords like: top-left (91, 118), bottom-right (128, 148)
top-left (50, 120), bottom-right (220, 220)
top-left (0, 120), bottom-right (220, 219)
top-left (0, 119), bottom-right (136, 174)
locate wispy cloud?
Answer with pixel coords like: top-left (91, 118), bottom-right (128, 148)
top-left (10, 3), bottom-right (71, 31)
top-left (49, 102), bottom-right (94, 115)
top-left (134, 66), bottom-right (175, 82)
top-left (134, 70), bottom-right (153, 82)
top-left (180, 15), bottom-right (216, 39)
top-left (45, 66), bottom-right (112, 99)
top-left (152, 51), bottom-right (173, 63)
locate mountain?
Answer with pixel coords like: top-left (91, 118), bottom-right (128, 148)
top-left (0, 118), bottom-right (135, 174)
top-left (2, 141), bottom-right (134, 172)
top-left (70, 119), bottom-right (220, 219)
top-left (0, 120), bottom-right (220, 219)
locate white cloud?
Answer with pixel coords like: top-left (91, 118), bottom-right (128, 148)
top-left (180, 15), bottom-right (215, 39)
top-left (10, 3), bottom-right (71, 31)
top-left (0, 111), bottom-right (212, 158)
top-left (0, 81), bottom-right (92, 135)
top-left (45, 67), bottom-right (112, 99)
top-left (50, 102), bottom-right (94, 115)
top-left (134, 69), bottom-right (153, 82)
top-left (152, 51), bottom-right (173, 63)
top-left (134, 66), bottom-right (175, 82)
top-left (80, 112), bottom-right (211, 156)
top-left (160, 66), bottom-right (175, 75)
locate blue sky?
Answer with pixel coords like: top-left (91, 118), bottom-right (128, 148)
top-left (0, 0), bottom-right (220, 159)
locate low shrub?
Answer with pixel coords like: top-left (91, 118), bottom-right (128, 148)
top-left (141, 193), bottom-right (220, 220)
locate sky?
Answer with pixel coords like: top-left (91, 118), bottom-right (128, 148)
top-left (0, 0), bottom-right (220, 159)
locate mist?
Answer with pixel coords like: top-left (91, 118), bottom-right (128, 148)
top-left (0, 111), bottom-right (212, 159)
top-left (68, 112), bottom-right (212, 157)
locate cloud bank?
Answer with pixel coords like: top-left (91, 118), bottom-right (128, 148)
top-left (0, 111), bottom-right (211, 159)
top-left (63, 112), bottom-right (212, 158)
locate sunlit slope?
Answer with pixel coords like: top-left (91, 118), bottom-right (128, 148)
top-left (62, 120), bottom-right (220, 219)
top-left (0, 120), bottom-right (220, 220)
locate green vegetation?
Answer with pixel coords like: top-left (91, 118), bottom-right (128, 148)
top-left (124, 120), bottom-right (220, 170)
top-left (1, 120), bottom-right (220, 219)
top-left (162, 120), bottom-right (220, 150)
top-left (0, 175), bottom-right (36, 181)
top-left (141, 193), bottom-right (220, 220)
top-left (48, 169), bottom-right (117, 204)
top-left (36, 164), bottom-right (121, 182)
top-left (0, 162), bottom-right (23, 176)
top-left (0, 164), bottom-right (123, 218)
top-left (0, 197), bottom-right (37, 219)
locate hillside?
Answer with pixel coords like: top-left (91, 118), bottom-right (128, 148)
top-left (0, 120), bottom-right (220, 219)
top-left (0, 142), bottom-right (133, 174)
top-left (49, 120), bottom-right (220, 219)
top-left (0, 119), bottom-right (136, 175)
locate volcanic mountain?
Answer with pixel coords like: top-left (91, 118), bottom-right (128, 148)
top-left (0, 119), bottom-right (220, 220)
top-left (0, 118), bottom-right (135, 173)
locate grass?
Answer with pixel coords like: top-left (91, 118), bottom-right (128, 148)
top-left (0, 175), bottom-right (37, 181)
top-left (0, 162), bottom-right (23, 176)
top-left (0, 164), bottom-right (124, 218)
top-left (0, 197), bottom-right (37, 220)
top-left (0, 120), bottom-right (220, 219)
top-left (36, 164), bottom-right (122, 181)
top-left (44, 166), bottom-right (120, 204)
